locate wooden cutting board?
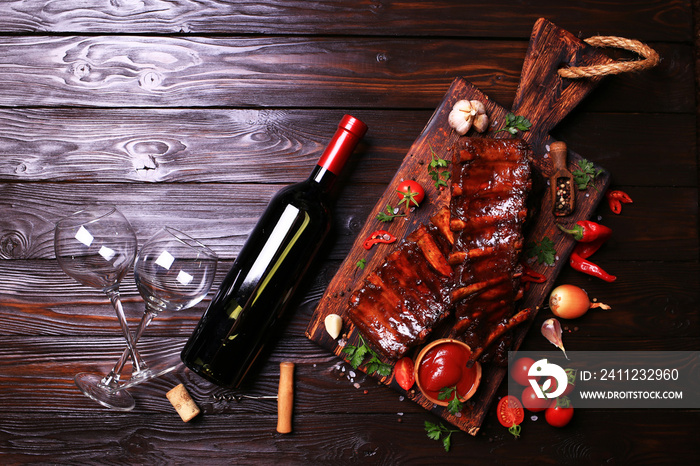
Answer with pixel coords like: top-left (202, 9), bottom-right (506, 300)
top-left (306, 18), bottom-right (612, 435)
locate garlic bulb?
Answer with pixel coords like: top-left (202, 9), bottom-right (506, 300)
top-left (448, 100), bottom-right (489, 135)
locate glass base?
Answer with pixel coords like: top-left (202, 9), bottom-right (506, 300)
top-left (74, 372), bottom-right (136, 411)
top-left (114, 362), bottom-right (182, 391)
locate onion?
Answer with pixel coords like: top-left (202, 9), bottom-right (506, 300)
top-left (549, 284), bottom-right (610, 319)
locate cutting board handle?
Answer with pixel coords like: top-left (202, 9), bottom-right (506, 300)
top-left (511, 18), bottom-right (614, 151)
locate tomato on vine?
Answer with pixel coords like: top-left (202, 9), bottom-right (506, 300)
top-left (397, 180), bottom-right (425, 210)
top-left (545, 397), bottom-right (574, 427)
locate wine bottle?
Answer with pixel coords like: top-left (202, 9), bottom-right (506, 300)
top-left (181, 115), bottom-right (367, 388)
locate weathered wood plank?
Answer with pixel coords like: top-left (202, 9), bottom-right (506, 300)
top-left (0, 1), bottom-right (691, 42)
top-left (552, 111), bottom-right (697, 187)
top-left (0, 333), bottom-right (697, 414)
top-left (1, 184), bottom-right (696, 261)
top-left (0, 410), bottom-right (698, 464)
top-left (0, 109), bottom-right (424, 184)
top-left (0, 37), bottom-right (691, 112)
top-left (0, 109), bottom-right (694, 187)
top-left (1, 258), bottom-right (697, 343)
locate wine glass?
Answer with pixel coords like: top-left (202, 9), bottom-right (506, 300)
top-left (109, 226), bottom-right (218, 390)
top-left (54, 205), bottom-right (141, 411)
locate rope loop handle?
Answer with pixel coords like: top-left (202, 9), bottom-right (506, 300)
top-left (558, 36), bottom-right (660, 79)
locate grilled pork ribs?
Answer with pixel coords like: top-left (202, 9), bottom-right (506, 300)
top-left (347, 137), bottom-right (533, 361)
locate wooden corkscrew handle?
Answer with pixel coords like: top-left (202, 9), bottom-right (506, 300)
top-left (276, 362), bottom-right (295, 434)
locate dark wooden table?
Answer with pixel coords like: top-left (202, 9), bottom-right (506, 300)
top-left (1, 1), bottom-right (698, 464)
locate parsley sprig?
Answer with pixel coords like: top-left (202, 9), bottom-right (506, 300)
top-left (376, 204), bottom-right (406, 222)
top-left (425, 421), bottom-right (460, 452)
top-left (438, 385), bottom-right (465, 415)
top-left (428, 146), bottom-right (450, 189)
top-left (495, 113), bottom-right (532, 135)
top-left (525, 236), bottom-right (556, 266)
top-left (343, 335), bottom-right (393, 377)
top-left (572, 158), bottom-right (604, 190)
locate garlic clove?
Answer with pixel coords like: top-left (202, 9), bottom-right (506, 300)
top-left (469, 100), bottom-right (486, 115)
top-left (541, 318), bottom-right (568, 359)
top-left (473, 113), bottom-right (490, 133)
top-left (324, 313), bottom-right (343, 339)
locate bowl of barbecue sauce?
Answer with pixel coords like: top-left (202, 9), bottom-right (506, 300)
top-left (413, 339), bottom-right (482, 406)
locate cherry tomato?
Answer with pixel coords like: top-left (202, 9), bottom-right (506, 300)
top-left (397, 180), bottom-right (425, 209)
top-left (545, 398), bottom-right (574, 427)
top-left (497, 395), bottom-right (524, 438)
top-left (510, 357), bottom-right (537, 386)
top-left (394, 357), bottom-right (415, 391)
top-left (521, 385), bottom-right (549, 412)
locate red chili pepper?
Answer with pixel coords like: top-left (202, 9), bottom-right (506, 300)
top-left (557, 220), bottom-right (612, 242)
top-left (572, 233), bottom-right (608, 259)
top-left (570, 250), bottom-right (617, 282)
top-left (363, 230), bottom-right (397, 250)
top-left (569, 237), bottom-right (617, 282)
top-left (563, 220), bottom-right (616, 282)
top-left (605, 190), bottom-right (633, 215)
top-left (520, 263), bottom-right (547, 283)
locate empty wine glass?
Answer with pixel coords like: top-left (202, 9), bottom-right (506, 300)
top-left (109, 226), bottom-right (218, 390)
top-left (54, 205), bottom-right (142, 411)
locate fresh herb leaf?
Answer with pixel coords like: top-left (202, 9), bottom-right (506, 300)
top-left (365, 354), bottom-right (393, 377)
top-left (342, 335), bottom-right (393, 376)
top-left (425, 421), bottom-right (443, 441)
top-left (356, 258), bottom-right (366, 270)
top-left (572, 158), bottom-right (604, 190)
top-left (443, 433), bottom-right (452, 452)
top-left (525, 237), bottom-right (556, 266)
top-left (424, 421), bottom-right (459, 452)
top-left (438, 386), bottom-right (465, 415)
top-left (428, 145), bottom-right (450, 189)
top-left (495, 113), bottom-right (532, 135)
top-left (343, 340), bottom-right (369, 369)
top-left (376, 204), bottom-right (405, 222)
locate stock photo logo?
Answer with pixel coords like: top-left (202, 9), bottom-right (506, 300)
top-left (526, 359), bottom-right (569, 399)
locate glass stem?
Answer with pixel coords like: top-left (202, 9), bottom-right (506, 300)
top-left (114, 308), bottom-right (158, 379)
top-left (101, 287), bottom-right (145, 387)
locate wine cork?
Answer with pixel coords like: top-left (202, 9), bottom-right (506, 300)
top-left (276, 362), bottom-right (295, 434)
top-left (166, 383), bottom-right (200, 422)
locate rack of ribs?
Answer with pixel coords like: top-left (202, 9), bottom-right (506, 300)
top-left (346, 137), bottom-right (532, 362)
top-left (346, 223), bottom-right (454, 359)
top-left (448, 138), bottom-right (532, 358)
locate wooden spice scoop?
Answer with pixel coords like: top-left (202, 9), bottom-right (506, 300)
top-left (276, 362), bottom-right (295, 434)
top-left (549, 141), bottom-right (575, 216)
